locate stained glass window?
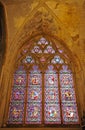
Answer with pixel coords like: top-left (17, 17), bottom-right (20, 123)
top-left (8, 66), bottom-right (26, 124)
top-left (26, 65), bottom-right (42, 124)
top-left (45, 65), bottom-right (61, 124)
top-left (7, 37), bottom-right (80, 127)
top-left (60, 65), bottom-right (79, 124)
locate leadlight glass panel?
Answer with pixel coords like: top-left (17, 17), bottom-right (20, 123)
top-left (62, 103), bottom-right (79, 124)
top-left (37, 37), bottom-right (48, 45)
top-left (31, 46), bottom-right (42, 53)
top-left (8, 102), bottom-right (24, 124)
top-left (44, 45), bottom-right (55, 54)
top-left (23, 56), bottom-right (35, 64)
top-left (25, 65), bottom-right (42, 124)
top-left (60, 65), bottom-right (79, 124)
top-left (51, 55), bottom-right (64, 64)
top-left (8, 66), bottom-right (26, 124)
top-left (31, 38), bottom-right (56, 54)
top-left (7, 37), bottom-right (80, 126)
top-left (44, 65), bottom-right (61, 124)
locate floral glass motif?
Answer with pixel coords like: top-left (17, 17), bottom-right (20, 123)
top-left (58, 49), bottom-right (63, 53)
top-left (44, 45), bottom-right (55, 54)
top-left (31, 38), bottom-right (56, 54)
top-left (44, 65), bottom-right (61, 124)
top-left (26, 65), bottom-right (42, 124)
top-left (23, 56), bottom-right (34, 64)
top-left (51, 55), bottom-right (64, 64)
top-left (60, 65), bottom-right (79, 124)
top-left (8, 66), bottom-right (26, 124)
top-left (31, 46), bottom-right (42, 53)
top-left (37, 37), bottom-right (48, 46)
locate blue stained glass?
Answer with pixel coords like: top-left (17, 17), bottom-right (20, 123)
top-left (23, 56), bottom-right (35, 63)
top-left (51, 55), bottom-right (64, 64)
top-left (26, 57), bottom-right (32, 63)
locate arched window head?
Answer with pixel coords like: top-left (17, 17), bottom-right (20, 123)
top-left (7, 37), bottom-right (80, 127)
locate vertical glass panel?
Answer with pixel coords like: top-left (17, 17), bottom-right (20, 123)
top-left (8, 66), bottom-right (26, 124)
top-left (26, 65), bottom-right (42, 124)
top-left (60, 65), bottom-right (79, 124)
top-left (44, 65), bottom-right (61, 124)
top-left (62, 103), bottom-right (79, 124)
top-left (8, 102), bottom-right (24, 124)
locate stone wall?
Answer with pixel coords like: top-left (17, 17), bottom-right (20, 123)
top-left (0, 0), bottom-right (85, 129)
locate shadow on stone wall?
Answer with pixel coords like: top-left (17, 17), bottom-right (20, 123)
top-left (0, 2), bottom-right (6, 75)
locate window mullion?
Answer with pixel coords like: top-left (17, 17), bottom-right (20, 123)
top-left (58, 70), bottom-right (63, 124)
top-left (24, 72), bottom-right (28, 125)
top-left (42, 71), bottom-right (45, 125)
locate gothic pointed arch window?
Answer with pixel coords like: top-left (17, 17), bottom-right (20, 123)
top-left (7, 37), bottom-right (80, 127)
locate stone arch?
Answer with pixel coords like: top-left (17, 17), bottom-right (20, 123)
top-left (4, 35), bottom-right (81, 126)
top-left (0, 1), bottom-right (7, 74)
top-left (0, 1), bottom-right (7, 127)
top-left (0, 1), bottom-right (83, 128)
top-left (5, 4), bottom-right (81, 72)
